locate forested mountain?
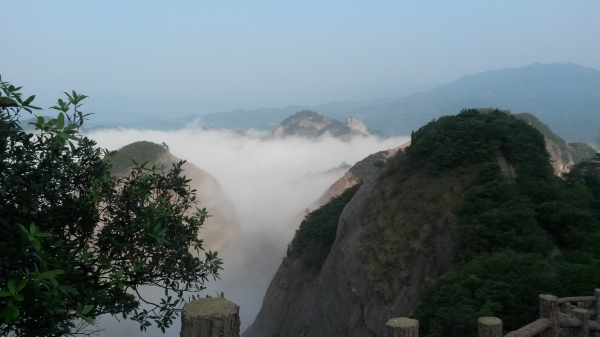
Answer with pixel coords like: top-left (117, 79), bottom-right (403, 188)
top-left (245, 109), bottom-right (600, 337)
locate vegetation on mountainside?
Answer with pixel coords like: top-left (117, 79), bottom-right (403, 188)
top-left (569, 142), bottom-right (597, 164)
top-left (287, 185), bottom-right (361, 273)
top-left (514, 112), bottom-right (567, 148)
top-left (367, 109), bottom-right (600, 336)
top-left (514, 112), bottom-right (597, 165)
top-left (106, 140), bottom-right (169, 174)
top-left (0, 80), bottom-right (221, 336)
top-left (348, 151), bottom-right (388, 182)
top-left (280, 110), bottom-right (326, 125)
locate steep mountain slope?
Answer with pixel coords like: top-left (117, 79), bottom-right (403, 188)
top-left (106, 141), bottom-right (240, 250)
top-left (245, 109), bottom-right (600, 337)
top-left (348, 63), bottom-right (600, 141)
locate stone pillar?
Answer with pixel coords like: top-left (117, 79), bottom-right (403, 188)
top-left (560, 302), bottom-right (574, 315)
top-left (478, 317), bottom-right (502, 337)
top-left (595, 289), bottom-right (600, 337)
top-left (180, 297), bottom-right (240, 337)
top-left (572, 308), bottom-right (589, 337)
top-left (385, 317), bottom-right (418, 337)
top-left (540, 294), bottom-right (559, 337)
top-left (595, 289), bottom-right (600, 321)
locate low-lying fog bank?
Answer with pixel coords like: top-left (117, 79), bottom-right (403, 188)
top-left (86, 126), bottom-right (409, 336)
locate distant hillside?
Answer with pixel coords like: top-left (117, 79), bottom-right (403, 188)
top-left (200, 101), bottom-right (366, 131)
top-left (346, 63), bottom-right (600, 142)
top-left (81, 63), bottom-right (599, 142)
top-left (266, 110), bottom-right (367, 140)
top-left (106, 141), bottom-right (240, 250)
top-left (513, 112), bottom-right (596, 174)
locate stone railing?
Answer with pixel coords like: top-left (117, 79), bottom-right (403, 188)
top-left (386, 288), bottom-right (600, 337)
top-left (180, 288), bottom-right (599, 336)
top-left (505, 290), bottom-right (600, 337)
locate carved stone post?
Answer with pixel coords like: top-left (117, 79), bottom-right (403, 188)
top-left (595, 289), bottom-right (600, 337)
top-left (478, 317), bottom-right (502, 337)
top-left (572, 308), bottom-right (589, 337)
top-left (386, 317), bottom-right (419, 337)
top-left (180, 297), bottom-right (240, 337)
top-left (561, 302), bottom-right (574, 315)
top-left (540, 294), bottom-right (559, 337)
top-left (595, 289), bottom-right (600, 321)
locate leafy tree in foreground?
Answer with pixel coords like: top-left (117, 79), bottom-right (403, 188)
top-left (0, 77), bottom-right (222, 336)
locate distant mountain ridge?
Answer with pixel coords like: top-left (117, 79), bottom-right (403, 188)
top-left (83, 63), bottom-right (600, 143)
top-left (202, 63), bottom-right (600, 142)
top-left (348, 63), bottom-right (600, 141)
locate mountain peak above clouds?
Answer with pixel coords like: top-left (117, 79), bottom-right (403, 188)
top-left (265, 110), bottom-right (367, 140)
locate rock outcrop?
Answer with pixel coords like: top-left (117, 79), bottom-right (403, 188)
top-left (346, 116), bottom-right (367, 134)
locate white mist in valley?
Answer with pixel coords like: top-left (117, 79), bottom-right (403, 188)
top-left (87, 125), bottom-right (409, 336)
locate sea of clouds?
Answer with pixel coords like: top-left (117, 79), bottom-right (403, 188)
top-left (86, 125), bottom-right (409, 336)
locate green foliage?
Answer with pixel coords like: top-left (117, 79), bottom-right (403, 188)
top-left (0, 78), bottom-right (222, 336)
top-left (458, 179), bottom-right (553, 259)
top-left (513, 113), bottom-right (567, 149)
top-left (402, 110), bottom-right (600, 336)
top-left (415, 251), bottom-right (558, 336)
top-left (348, 150), bottom-right (388, 182)
top-left (406, 109), bottom-right (552, 178)
top-left (287, 185), bottom-right (360, 272)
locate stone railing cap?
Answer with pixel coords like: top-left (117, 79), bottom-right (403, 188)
top-left (182, 297), bottom-right (239, 317)
top-left (479, 317), bottom-right (502, 325)
top-left (386, 317), bottom-right (418, 328)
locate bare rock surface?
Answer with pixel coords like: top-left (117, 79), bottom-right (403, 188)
top-left (244, 175), bottom-right (456, 337)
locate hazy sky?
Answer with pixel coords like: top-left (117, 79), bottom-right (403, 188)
top-left (2, 1), bottom-right (600, 121)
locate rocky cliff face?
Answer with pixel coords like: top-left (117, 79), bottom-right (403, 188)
top-left (346, 116), bottom-right (367, 134)
top-left (178, 159), bottom-right (240, 251)
top-left (265, 110), bottom-right (367, 140)
top-left (285, 142), bottom-right (411, 238)
top-left (244, 143), bottom-right (463, 337)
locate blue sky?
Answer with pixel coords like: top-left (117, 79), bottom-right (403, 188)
top-left (2, 1), bottom-right (600, 122)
